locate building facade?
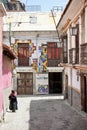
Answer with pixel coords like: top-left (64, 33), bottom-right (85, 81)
top-left (2, 44), bottom-right (16, 119)
top-left (0, 2), bottom-right (6, 122)
top-left (57, 0), bottom-right (87, 113)
top-left (0, 2), bottom-right (16, 122)
top-left (3, 10), bottom-right (64, 95)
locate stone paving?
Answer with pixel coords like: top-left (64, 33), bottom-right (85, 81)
top-left (0, 96), bottom-right (87, 130)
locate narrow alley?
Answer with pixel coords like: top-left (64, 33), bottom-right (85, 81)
top-left (0, 0), bottom-right (87, 129)
top-left (0, 96), bottom-right (87, 130)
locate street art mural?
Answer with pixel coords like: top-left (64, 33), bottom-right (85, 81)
top-left (12, 39), bottom-right (36, 67)
top-left (12, 40), bottom-right (48, 72)
top-left (32, 58), bottom-right (38, 71)
top-left (36, 73), bottom-right (48, 94)
top-left (38, 44), bottom-right (48, 72)
top-left (12, 39), bottom-right (36, 57)
top-left (38, 85), bottom-right (48, 94)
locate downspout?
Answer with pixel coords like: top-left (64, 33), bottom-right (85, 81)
top-left (9, 22), bottom-right (11, 46)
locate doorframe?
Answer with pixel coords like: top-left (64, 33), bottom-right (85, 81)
top-left (65, 75), bottom-right (68, 99)
top-left (48, 72), bottom-right (63, 94)
top-left (81, 75), bottom-right (87, 112)
top-left (17, 72), bottom-right (33, 95)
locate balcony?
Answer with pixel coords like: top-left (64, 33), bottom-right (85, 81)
top-left (69, 48), bottom-right (76, 64)
top-left (69, 48), bottom-right (79, 64)
top-left (48, 59), bottom-right (61, 67)
top-left (81, 43), bottom-right (87, 65)
top-left (63, 52), bottom-right (68, 63)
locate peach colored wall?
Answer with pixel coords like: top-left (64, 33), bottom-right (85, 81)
top-left (0, 17), bottom-right (3, 112)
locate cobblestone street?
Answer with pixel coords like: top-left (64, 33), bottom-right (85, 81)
top-left (0, 96), bottom-right (87, 130)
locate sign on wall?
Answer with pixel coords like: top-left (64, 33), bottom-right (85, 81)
top-left (36, 73), bottom-right (48, 94)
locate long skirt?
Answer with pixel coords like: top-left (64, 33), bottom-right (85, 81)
top-left (9, 101), bottom-right (18, 112)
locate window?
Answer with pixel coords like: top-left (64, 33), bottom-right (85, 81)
top-left (18, 43), bottom-right (29, 66)
top-left (47, 42), bottom-right (62, 67)
top-left (29, 16), bottom-right (37, 24)
top-left (62, 36), bottom-right (68, 63)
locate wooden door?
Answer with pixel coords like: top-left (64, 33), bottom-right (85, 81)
top-left (17, 73), bottom-right (33, 95)
top-left (18, 43), bottom-right (29, 66)
top-left (65, 75), bottom-right (68, 99)
top-left (81, 76), bottom-right (87, 112)
top-left (47, 42), bottom-right (62, 67)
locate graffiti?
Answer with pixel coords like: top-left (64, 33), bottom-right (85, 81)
top-left (36, 73), bottom-right (48, 94)
top-left (32, 59), bottom-right (38, 71)
top-left (12, 40), bottom-right (48, 73)
top-left (29, 42), bottom-right (36, 57)
top-left (38, 85), bottom-right (48, 94)
top-left (38, 44), bottom-right (48, 72)
top-left (13, 39), bottom-right (36, 57)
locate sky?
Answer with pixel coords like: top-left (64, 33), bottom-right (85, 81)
top-left (22, 0), bottom-right (69, 12)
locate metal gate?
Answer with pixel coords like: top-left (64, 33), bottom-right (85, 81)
top-left (17, 72), bottom-right (33, 95)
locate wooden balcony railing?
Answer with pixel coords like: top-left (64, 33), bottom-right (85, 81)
top-left (63, 52), bottom-right (68, 63)
top-left (69, 48), bottom-right (79, 64)
top-left (69, 48), bottom-right (76, 64)
top-left (81, 43), bottom-right (87, 65)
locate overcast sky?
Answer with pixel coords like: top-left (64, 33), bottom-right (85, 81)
top-left (22, 0), bottom-right (69, 11)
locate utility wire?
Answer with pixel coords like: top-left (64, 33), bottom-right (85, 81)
top-left (51, 9), bottom-right (59, 38)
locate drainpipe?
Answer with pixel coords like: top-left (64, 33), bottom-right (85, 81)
top-left (71, 68), bottom-right (73, 106)
top-left (2, 102), bottom-right (5, 121)
top-left (9, 22), bottom-right (11, 46)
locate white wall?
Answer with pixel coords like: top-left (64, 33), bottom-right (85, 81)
top-left (72, 69), bottom-right (80, 91)
top-left (65, 67), bottom-right (80, 91)
top-left (85, 7), bottom-right (87, 42)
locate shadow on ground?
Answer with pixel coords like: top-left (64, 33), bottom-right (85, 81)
top-left (29, 100), bottom-right (87, 130)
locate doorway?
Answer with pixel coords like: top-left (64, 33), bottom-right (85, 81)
top-left (49, 72), bottom-right (62, 94)
top-left (17, 72), bottom-right (33, 95)
top-left (65, 75), bottom-right (68, 99)
top-left (81, 76), bottom-right (87, 112)
top-left (18, 43), bottom-right (29, 66)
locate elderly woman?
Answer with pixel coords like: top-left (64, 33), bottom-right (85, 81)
top-left (9, 90), bottom-right (18, 112)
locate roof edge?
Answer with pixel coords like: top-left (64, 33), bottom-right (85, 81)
top-left (0, 3), bottom-right (6, 16)
top-left (56, 0), bottom-right (73, 28)
top-left (3, 44), bottom-right (16, 59)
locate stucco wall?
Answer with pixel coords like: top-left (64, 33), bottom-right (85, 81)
top-left (72, 69), bottom-right (80, 90)
top-left (65, 67), bottom-right (81, 110)
top-left (2, 55), bottom-right (12, 116)
top-left (3, 55), bottom-right (12, 88)
top-left (65, 67), bottom-right (80, 91)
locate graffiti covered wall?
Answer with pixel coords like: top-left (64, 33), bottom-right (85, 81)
top-left (38, 44), bottom-right (48, 72)
top-left (36, 73), bottom-right (48, 94)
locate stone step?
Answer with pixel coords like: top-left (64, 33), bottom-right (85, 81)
top-left (18, 94), bottom-right (64, 100)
